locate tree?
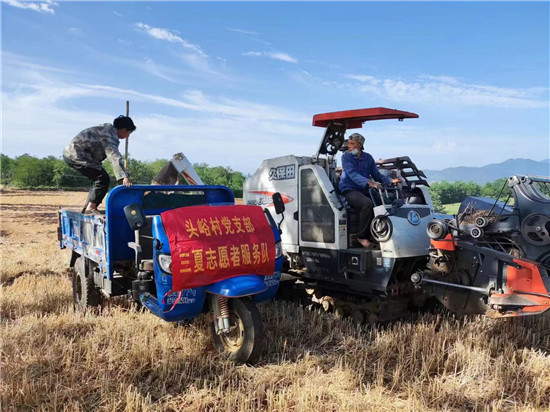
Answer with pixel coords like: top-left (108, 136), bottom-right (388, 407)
top-left (52, 159), bottom-right (88, 188)
top-left (427, 188), bottom-right (445, 213)
top-left (481, 178), bottom-right (510, 201)
top-left (149, 158), bottom-right (171, 179)
top-left (11, 154), bottom-right (55, 188)
top-left (193, 163), bottom-right (246, 197)
top-left (127, 158), bottom-right (155, 184)
top-left (1, 154), bottom-right (13, 184)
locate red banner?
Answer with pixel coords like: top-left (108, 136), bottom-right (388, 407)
top-left (161, 205), bottom-right (276, 291)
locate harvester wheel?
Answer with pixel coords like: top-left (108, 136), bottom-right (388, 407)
top-left (72, 257), bottom-right (102, 311)
top-left (210, 297), bottom-right (264, 365)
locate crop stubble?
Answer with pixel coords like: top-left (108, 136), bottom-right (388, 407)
top-left (1, 189), bottom-right (549, 412)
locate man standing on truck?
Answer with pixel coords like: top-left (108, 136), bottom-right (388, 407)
top-left (339, 133), bottom-right (401, 248)
top-left (63, 116), bottom-right (136, 213)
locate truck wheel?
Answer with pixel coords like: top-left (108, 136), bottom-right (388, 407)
top-left (73, 257), bottom-right (102, 310)
top-left (210, 297), bottom-right (264, 365)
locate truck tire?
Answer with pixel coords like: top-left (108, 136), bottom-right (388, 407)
top-left (210, 297), bottom-right (264, 365)
top-left (73, 257), bottom-right (102, 310)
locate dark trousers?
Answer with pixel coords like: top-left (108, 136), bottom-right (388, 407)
top-left (63, 156), bottom-right (110, 206)
top-left (343, 190), bottom-right (374, 241)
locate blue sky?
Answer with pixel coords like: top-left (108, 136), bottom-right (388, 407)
top-left (2, 1), bottom-right (549, 175)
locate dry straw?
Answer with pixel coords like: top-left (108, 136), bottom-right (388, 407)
top-left (1, 189), bottom-right (549, 411)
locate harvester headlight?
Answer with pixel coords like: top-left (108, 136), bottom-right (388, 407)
top-left (427, 219), bottom-right (448, 240)
top-left (275, 241), bottom-right (283, 259)
top-left (158, 253), bottom-right (172, 274)
top-left (371, 216), bottom-right (392, 242)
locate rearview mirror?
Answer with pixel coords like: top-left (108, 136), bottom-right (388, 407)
top-left (272, 192), bottom-right (285, 215)
top-left (124, 203), bottom-right (148, 230)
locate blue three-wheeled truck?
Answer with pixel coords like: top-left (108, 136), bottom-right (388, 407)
top-left (58, 184), bottom-right (285, 364)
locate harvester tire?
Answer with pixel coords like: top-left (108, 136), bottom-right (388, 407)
top-left (72, 257), bottom-right (102, 311)
top-left (210, 297), bottom-right (264, 365)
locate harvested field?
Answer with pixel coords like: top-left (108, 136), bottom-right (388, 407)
top-left (1, 189), bottom-right (549, 411)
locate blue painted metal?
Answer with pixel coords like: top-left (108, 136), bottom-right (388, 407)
top-left (104, 185), bottom-right (234, 280)
top-left (59, 184), bottom-right (283, 323)
top-left (148, 214), bottom-right (206, 321)
top-left (205, 275), bottom-right (267, 297)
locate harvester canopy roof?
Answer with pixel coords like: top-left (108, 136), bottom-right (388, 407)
top-left (312, 107), bottom-right (419, 129)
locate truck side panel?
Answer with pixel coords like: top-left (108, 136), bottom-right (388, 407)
top-left (59, 210), bottom-right (106, 266)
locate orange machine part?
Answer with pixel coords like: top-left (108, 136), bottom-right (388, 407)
top-left (507, 258), bottom-right (550, 314)
top-left (491, 258), bottom-right (550, 316)
top-left (430, 234), bottom-right (455, 251)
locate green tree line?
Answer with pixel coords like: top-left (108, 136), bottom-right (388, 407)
top-left (427, 179), bottom-right (511, 212)
top-left (0, 154), bottom-right (247, 197)
top-left (2, 153), bottom-right (525, 205)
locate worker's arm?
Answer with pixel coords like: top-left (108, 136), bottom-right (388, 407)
top-left (101, 130), bottom-right (130, 185)
top-left (104, 144), bottom-right (128, 180)
top-left (366, 154), bottom-right (392, 186)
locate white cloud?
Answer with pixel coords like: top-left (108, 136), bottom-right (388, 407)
top-left (243, 51), bottom-right (298, 64)
top-left (3, 0), bottom-right (58, 14)
top-left (227, 27), bottom-right (259, 36)
top-left (134, 22), bottom-right (207, 57)
top-left (3, 51), bottom-right (76, 76)
top-left (117, 38), bottom-right (132, 46)
top-left (1, 68), bottom-right (314, 173)
top-left (344, 74), bottom-right (549, 109)
top-left (3, 74), bottom-right (548, 173)
top-left (136, 58), bottom-right (178, 83)
top-left (268, 52), bottom-right (297, 64)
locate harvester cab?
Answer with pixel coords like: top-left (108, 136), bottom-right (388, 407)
top-left (244, 107), bottom-right (434, 322)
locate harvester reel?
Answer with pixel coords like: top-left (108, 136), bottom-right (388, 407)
top-left (521, 213), bottom-right (550, 246)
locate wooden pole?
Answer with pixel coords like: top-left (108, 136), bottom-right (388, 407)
top-left (124, 100), bottom-right (129, 169)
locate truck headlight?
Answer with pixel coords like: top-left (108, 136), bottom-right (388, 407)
top-left (158, 254), bottom-right (172, 274)
top-left (275, 241), bottom-right (283, 259)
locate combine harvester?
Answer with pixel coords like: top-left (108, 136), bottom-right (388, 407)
top-left (244, 107), bottom-right (550, 322)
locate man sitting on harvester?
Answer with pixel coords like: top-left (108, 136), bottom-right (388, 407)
top-left (339, 132), bottom-right (401, 248)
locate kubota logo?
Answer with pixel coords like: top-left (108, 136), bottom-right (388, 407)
top-left (407, 211), bottom-right (421, 225)
top-left (247, 191), bottom-right (294, 207)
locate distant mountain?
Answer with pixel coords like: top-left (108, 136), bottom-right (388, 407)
top-left (424, 159), bottom-right (550, 184)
